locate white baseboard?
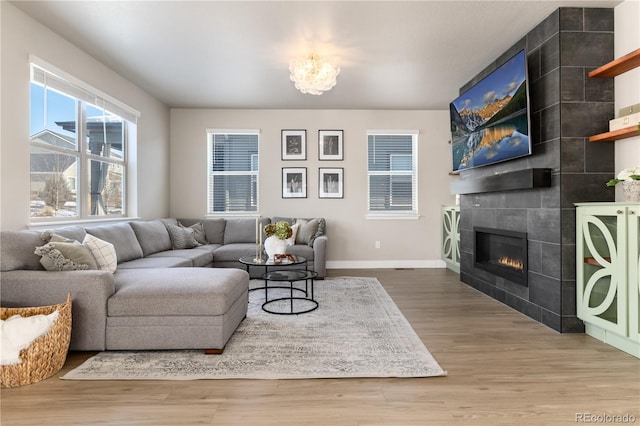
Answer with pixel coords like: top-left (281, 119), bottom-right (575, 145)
top-left (326, 259), bottom-right (447, 269)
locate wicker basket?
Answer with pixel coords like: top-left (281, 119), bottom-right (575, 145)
top-left (1, 294), bottom-right (72, 388)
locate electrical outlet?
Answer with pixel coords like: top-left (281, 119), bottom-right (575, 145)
top-left (375, 241), bottom-right (381, 249)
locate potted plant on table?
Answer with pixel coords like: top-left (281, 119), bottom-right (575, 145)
top-left (263, 221), bottom-right (293, 259)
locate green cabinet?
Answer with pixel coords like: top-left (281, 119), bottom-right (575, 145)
top-left (576, 203), bottom-right (640, 358)
top-left (441, 205), bottom-right (460, 273)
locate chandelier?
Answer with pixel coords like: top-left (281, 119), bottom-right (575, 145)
top-left (289, 54), bottom-right (340, 95)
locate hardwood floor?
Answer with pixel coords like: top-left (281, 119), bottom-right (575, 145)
top-left (2, 269), bottom-right (638, 425)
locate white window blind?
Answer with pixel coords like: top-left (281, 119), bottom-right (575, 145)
top-left (30, 58), bottom-right (140, 123)
top-left (367, 132), bottom-right (418, 217)
top-left (208, 131), bottom-right (259, 214)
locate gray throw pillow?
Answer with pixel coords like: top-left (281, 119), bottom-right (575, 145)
top-left (40, 230), bottom-right (76, 244)
top-left (130, 220), bottom-right (173, 256)
top-left (295, 218), bottom-right (326, 246)
top-left (188, 222), bottom-right (207, 245)
top-left (202, 218), bottom-right (226, 244)
top-left (177, 220), bottom-right (207, 245)
top-left (85, 223), bottom-right (144, 263)
top-left (34, 241), bottom-right (98, 271)
top-left (166, 224), bottom-right (201, 249)
top-left (45, 226), bottom-right (87, 242)
top-left (223, 218), bottom-right (257, 244)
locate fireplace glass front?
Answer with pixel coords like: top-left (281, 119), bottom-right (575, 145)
top-left (474, 227), bottom-right (528, 286)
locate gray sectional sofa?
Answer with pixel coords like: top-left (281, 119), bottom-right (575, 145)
top-left (0, 217), bottom-right (327, 352)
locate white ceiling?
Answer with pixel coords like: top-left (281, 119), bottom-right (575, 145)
top-left (12, 0), bottom-right (621, 110)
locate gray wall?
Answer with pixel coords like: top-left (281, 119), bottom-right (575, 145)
top-left (458, 7), bottom-right (615, 332)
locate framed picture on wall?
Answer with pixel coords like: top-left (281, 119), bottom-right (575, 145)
top-left (318, 168), bottom-right (343, 199)
top-left (282, 167), bottom-right (307, 198)
top-left (318, 130), bottom-right (343, 161)
top-left (281, 130), bottom-right (306, 161)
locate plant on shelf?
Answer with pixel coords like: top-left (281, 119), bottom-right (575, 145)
top-left (605, 166), bottom-right (640, 187)
top-left (264, 221), bottom-right (292, 240)
top-left (607, 165), bottom-right (640, 202)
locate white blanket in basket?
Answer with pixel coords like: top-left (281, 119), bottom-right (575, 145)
top-left (0, 311), bottom-right (59, 365)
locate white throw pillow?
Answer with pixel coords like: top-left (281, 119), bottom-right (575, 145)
top-left (83, 234), bottom-right (117, 273)
top-left (286, 223), bottom-right (299, 246)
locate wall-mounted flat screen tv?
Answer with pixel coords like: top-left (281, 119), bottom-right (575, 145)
top-left (450, 49), bottom-right (532, 172)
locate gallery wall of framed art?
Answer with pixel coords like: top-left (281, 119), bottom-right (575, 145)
top-left (279, 128), bottom-right (345, 199)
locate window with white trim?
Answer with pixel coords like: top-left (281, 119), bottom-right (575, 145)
top-left (207, 130), bottom-right (259, 214)
top-left (367, 131), bottom-right (418, 218)
top-left (29, 60), bottom-right (138, 221)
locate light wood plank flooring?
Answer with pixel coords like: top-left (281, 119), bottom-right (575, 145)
top-left (2, 269), bottom-right (638, 425)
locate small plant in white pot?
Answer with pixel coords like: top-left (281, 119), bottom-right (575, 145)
top-left (263, 221), bottom-right (293, 259)
top-left (606, 165), bottom-right (640, 202)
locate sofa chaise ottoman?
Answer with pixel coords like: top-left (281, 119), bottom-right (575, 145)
top-left (107, 268), bottom-right (248, 352)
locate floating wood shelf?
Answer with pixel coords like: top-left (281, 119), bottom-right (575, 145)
top-left (589, 125), bottom-right (639, 143)
top-left (587, 48), bottom-right (640, 143)
top-left (588, 48), bottom-right (640, 78)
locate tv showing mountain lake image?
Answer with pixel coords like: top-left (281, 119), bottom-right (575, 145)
top-left (450, 50), bottom-right (531, 172)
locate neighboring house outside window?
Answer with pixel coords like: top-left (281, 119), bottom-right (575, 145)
top-left (29, 59), bottom-right (138, 222)
top-left (367, 131), bottom-right (418, 219)
top-left (207, 130), bottom-right (259, 215)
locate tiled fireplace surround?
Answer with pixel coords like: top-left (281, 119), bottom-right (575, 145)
top-left (458, 8), bottom-right (615, 333)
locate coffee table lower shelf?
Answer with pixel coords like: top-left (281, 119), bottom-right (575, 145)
top-left (261, 270), bottom-right (318, 315)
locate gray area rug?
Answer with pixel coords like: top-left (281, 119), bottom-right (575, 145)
top-left (62, 276), bottom-right (446, 380)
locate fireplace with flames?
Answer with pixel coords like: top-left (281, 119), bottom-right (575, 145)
top-left (474, 227), bottom-right (528, 286)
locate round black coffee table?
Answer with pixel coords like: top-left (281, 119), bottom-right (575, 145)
top-left (261, 270), bottom-right (318, 315)
top-left (239, 255), bottom-right (307, 276)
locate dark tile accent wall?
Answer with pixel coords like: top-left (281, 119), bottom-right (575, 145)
top-left (457, 8), bottom-right (615, 333)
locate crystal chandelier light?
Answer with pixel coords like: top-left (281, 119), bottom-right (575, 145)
top-left (289, 54), bottom-right (340, 95)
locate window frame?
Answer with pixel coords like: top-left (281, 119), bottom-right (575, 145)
top-left (366, 130), bottom-right (419, 220)
top-left (29, 59), bottom-right (138, 224)
top-left (207, 129), bottom-right (260, 216)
